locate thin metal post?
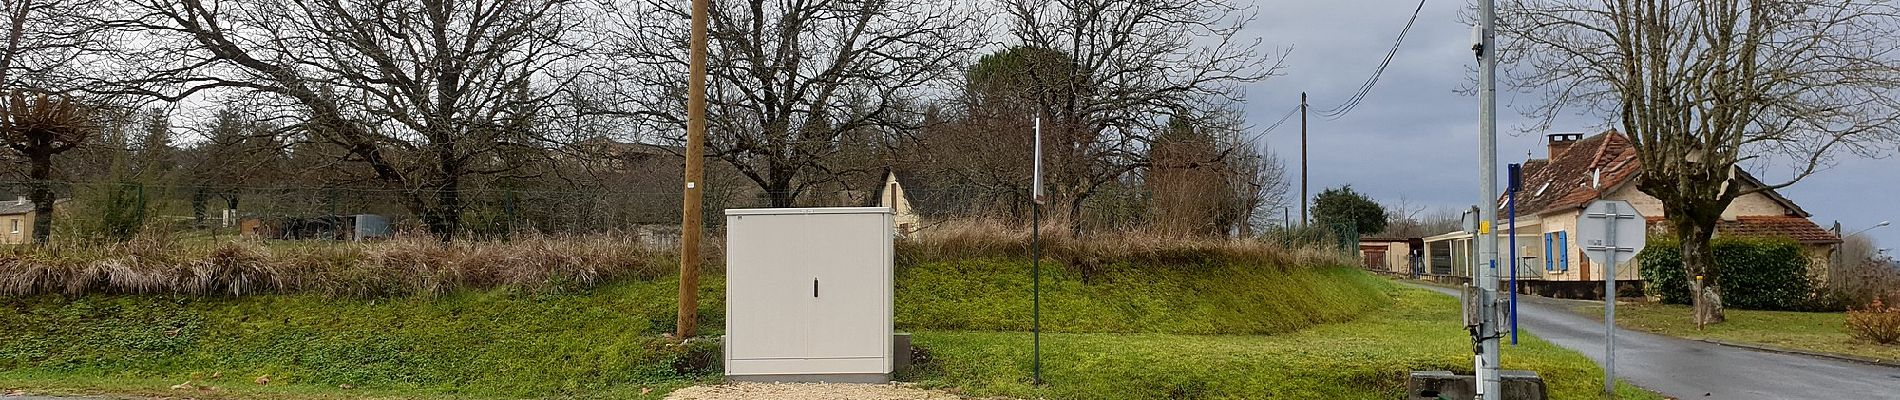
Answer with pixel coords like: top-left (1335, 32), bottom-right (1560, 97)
top-left (1509, 188), bottom-right (1518, 345)
top-left (1031, 200), bottom-right (1042, 385)
top-left (1031, 116), bottom-right (1045, 386)
top-left (1604, 203), bottom-right (1619, 398)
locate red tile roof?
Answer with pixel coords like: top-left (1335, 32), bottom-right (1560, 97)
top-left (1513, 131), bottom-right (1642, 216)
top-left (1644, 216), bottom-right (1842, 244)
top-left (1720, 216), bottom-right (1842, 244)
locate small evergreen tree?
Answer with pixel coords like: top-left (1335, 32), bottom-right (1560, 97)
top-left (1311, 185), bottom-right (1387, 235)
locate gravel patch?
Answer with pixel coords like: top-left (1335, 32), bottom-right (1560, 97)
top-left (665, 382), bottom-right (970, 400)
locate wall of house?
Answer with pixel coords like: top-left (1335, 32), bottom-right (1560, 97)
top-left (1537, 210), bottom-right (1582, 281)
top-left (1, 213), bottom-right (28, 245)
top-left (1358, 242), bottom-right (1415, 275)
top-left (1386, 242), bottom-right (1413, 274)
top-left (1607, 185), bottom-right (1666, 217)
top-left (878, 177), bottom-right (922, 236)
top-left (1724, 192), bottom-right (1790, 219)
top-left (0, 212), bottom-right (40, 245)
top-left (1526, 209), bottom-right (1643, 282)
top-left (1606, 181), bottom-right (1793, 220)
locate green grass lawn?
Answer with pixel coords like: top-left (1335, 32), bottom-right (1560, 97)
top-left (3, 255), bottom-right (1657, 399)
top-left (907, 287), bottom-right (1659, 400)
top-left (0, 277), bottom-right (727, 399)
top-left (896, 258), bottom-right (1393, 334)
top-left (1583, 302), bottom-right (1900, 363)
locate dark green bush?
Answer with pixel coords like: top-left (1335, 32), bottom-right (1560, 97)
top-left (1639, 236), bottom-right (1815, 311)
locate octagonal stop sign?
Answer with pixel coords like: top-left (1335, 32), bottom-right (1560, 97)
top-left (1575, 200), bottom-right (1647, 264)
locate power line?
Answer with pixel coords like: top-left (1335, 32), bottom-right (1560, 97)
top-left (1315, 0), bottom-right (1428, 121)
top-left (1259, 104), bottom-right (1303, 138)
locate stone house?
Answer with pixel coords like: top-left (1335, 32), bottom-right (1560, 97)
top-left (1422, 131), bottom-right (1840, 293)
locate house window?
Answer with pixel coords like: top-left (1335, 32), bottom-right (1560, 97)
top-left (1543, 231), bottom-right (1571, 272)
top-left (9, 219), bottom-right (16, 234)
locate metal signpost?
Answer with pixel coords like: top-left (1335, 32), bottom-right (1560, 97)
top-left (1030, 116), bottom-right (1045, 386)
top-left (1576, 200), bottom-right (1646, 398)
top-left (1507, 163), bottom-right (1521, 346)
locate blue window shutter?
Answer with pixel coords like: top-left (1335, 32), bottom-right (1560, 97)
top-left (1559, 231), bottom-right (1570, 272)
top-left (1542, 233), bottom-right (1551, 271)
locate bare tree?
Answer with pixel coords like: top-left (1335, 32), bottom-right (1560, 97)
top-left (125, 0), bottom-right (596, 240)
top-left (1001, 0), bottom-right (1280, 235)
top-left (1146, 107), bottom-right (1284, 237)
top-left (0, 0), bottom-right (128, 244)
top-left (605, 0), bottom-right (984, 208)
top-left (1383, 199), bottom-right (1459, 239)
top-left (1499, 0), bottom-right (1900, 324)
top-left (1146, 117), bottom-right (1227, 236)
top-left (0, 90), bottom-right (90, 243)
top-left (1211, 111), bottom-right (1286, 237)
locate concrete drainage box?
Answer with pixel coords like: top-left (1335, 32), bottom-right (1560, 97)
top-left (724, 207), bottom-right (894, 383)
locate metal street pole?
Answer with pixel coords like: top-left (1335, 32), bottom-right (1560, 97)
top-left (1508, 164), bottom-right (1519, 346)
top-left (675, 0), bottom-right (709, 340)
top-left (1031, 116), bottom-right (1045, 386)
top-left (1601, 203), bottom-right (1622, 398)
top-left (1475, 0), bottom-right (1503, 397)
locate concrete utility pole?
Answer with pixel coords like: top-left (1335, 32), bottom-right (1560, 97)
top-left (676, 0), bottom-right (710, 340)
top-left (1474, 0), bottom-right (1503, 398)
top-left (1300, 92), bottom-right (1309, 226)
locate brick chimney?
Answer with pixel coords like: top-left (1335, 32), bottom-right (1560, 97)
top-left (1547, 133), bottom-right (1585, 158)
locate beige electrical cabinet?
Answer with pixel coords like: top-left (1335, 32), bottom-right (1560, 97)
top-left (724, 207), bottom-right (893, 383)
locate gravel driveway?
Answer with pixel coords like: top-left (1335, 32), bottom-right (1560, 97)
top-left (665, 382), bottom-right (971, 400)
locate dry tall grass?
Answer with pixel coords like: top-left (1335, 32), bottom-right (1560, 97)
top-left (899, 218), bottom-right (1357, 272)
top-left (2, 218), bottom-right (1350, 297)
top-left (0, 233), bottom-right (681, 297)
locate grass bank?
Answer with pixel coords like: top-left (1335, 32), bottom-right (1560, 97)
top-left (1, 226), bottom-right (1643, 399)
top-left (897, 259), bottom-right (1391, 335)
top-left (0, 277), bottom-right (726, 399)
top-left (908, 287), bottom-right (1661, 400)
top-left (1582, 302), bottom-right (1900, 363)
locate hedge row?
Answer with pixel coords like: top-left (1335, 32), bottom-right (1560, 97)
top-left (1638, 236), bottom-right (1815, 311)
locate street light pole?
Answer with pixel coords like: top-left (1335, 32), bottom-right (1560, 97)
top-left (1848, 221), bottom-right (1892, 239)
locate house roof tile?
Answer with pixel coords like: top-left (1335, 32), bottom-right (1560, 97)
top-left (1513, 131), bottom-right (1641, 216)
top-left (1644, 216), bottom-right (1841, 244)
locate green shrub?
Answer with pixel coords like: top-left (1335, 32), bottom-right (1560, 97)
top-left (1639, 236), bottom-right (1815, 311)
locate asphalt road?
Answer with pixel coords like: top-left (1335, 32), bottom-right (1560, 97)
top-left (1406, 282), bottom-right (1900, 399)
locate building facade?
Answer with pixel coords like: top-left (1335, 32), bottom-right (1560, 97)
top-left (1422, 131), bottom-right (1841, 285)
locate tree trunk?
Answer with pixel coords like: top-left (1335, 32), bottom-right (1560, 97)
top-left (28, 153), bottom-right (54, 245)
top-left (1678, 219), bottom-right (1725, 324)
top-left (422, 178), bottom-right (463, 241)
top-left (1066, 195), bottom-right (1085, 237)
top-left (766, 170), bottom-right (797, 208)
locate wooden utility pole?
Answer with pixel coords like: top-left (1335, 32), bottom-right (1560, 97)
top-left (676, 0), bottom-right (710, 340)
top-left (1299, 92), bottom-right (1308, 226)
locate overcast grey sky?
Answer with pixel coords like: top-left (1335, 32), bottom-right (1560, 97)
top-left (1235, 0), bottom-right (1899, 248)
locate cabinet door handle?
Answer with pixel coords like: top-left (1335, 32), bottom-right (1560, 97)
top-left (813, 278), bottom-right (819, 298)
